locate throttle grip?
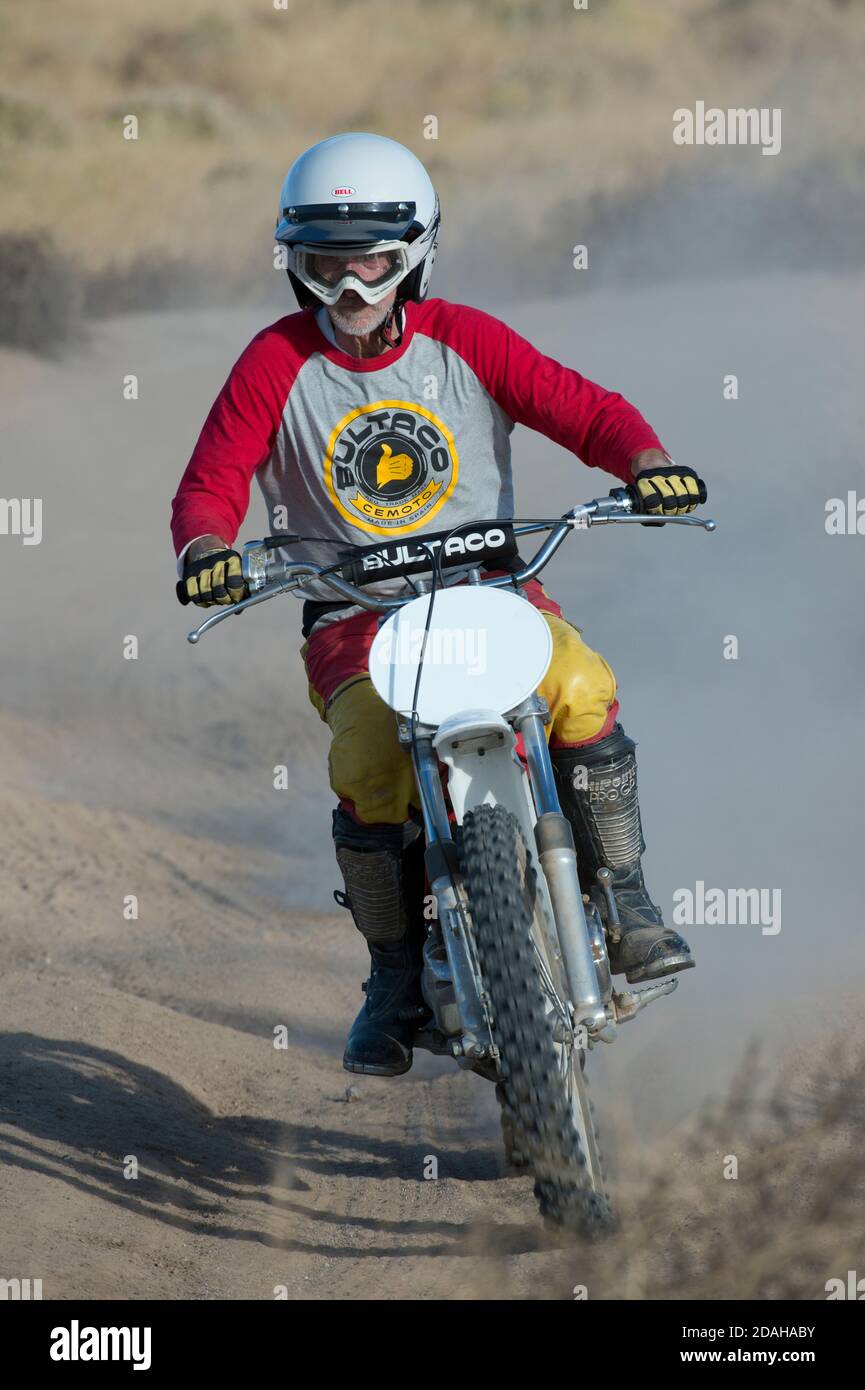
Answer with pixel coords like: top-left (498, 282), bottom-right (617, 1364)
top-left (618, 476), bottom-right (707, 526)
top-left (620, 483), bottom-right (646, 513)
top-left (608, 483), bottom-right (664, 526)
top-left (629, 480), bottom-right (666, 528)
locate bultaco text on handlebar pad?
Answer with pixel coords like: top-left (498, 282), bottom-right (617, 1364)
top-left (336, 522), bottom-right (518, 588)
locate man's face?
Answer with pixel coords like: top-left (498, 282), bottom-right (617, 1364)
top-left (309, 249), bottom-right (399, 337)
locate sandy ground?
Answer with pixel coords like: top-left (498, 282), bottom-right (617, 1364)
top-left (2, 273), bottom-right (864, 1299)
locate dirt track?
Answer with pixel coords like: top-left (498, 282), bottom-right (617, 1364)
top-left (2, 277), bottom-right (864, 1298)
top-left (0, 708), bottom-right (614, 1300)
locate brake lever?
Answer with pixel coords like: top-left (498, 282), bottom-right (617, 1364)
top-left (567, 486), bottom-right (715, 532)
top-left (590, 514), bottom-right (716, 530)
top-left (186, 571), bottom-right (305, 644)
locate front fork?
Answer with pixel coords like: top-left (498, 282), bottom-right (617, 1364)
top-left (404, 701), bottom-right (613, 1046)
top-left (405, 725), bottom-right (496, 1063)
top-left (515, 703), bottom-right (612, 1037)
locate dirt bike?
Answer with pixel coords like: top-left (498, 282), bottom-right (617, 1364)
top-left (182, 485), bottom-right (715, 1234)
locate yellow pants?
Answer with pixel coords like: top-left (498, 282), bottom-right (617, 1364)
top-left (301, 604), bottom-right (618, 826)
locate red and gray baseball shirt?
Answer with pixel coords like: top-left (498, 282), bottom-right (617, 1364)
top-left (171, 298), bottom-right (666, 622)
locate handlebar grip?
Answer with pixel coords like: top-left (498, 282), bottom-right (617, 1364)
top-left (620, 483), bottom-right (648, 514)
top-left (621, 476), bottom-right (708, 526)
top-left (176, 580), bottom-right (190, 606)
top-left (615, 483), bottom-right (663, 526)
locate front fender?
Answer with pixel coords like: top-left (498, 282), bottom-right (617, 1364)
top-left (433, 708), bottom-right (540, 866)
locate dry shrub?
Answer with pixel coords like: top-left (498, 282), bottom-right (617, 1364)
top-left (0, 234), bottom-right (82, 353)
top-left (556, 1034), bottom-right (865, 1301)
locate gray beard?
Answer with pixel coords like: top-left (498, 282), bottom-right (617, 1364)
top-left (327, 299), bottom-right (394, 337)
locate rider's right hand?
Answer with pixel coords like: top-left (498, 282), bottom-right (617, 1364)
top-left (179, 547), bottom-right (246, 607)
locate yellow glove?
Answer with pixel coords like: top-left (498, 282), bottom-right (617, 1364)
top-left (634, 465), bottom-right (706, 517)
top-left (179, 548), bottom-right (245, 607)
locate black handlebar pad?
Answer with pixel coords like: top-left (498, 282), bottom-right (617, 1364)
top-left (335, 521), bottom-right (519, 588)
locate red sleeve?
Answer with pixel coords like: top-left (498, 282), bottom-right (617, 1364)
top-left (170, 317), bottom-right (308, 557)
top-left (416, 301), bottom-right (666, 484)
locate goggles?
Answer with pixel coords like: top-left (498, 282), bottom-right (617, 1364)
top-left (291, 240), bottom-right (410, 306)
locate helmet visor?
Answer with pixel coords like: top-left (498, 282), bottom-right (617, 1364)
top-left (293, 241), bottom-right (409, 306)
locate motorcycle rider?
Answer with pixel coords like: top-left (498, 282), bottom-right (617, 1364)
top-left (172, 133), bottom-right (705, 1077)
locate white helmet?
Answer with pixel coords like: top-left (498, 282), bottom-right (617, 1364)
top-left (275, 132), bottom-right (440, 310)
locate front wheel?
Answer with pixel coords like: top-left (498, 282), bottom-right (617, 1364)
top-left (459, 803), bottom-right (613, 1235)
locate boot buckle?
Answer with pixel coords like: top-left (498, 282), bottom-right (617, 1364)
top-left (596, 866), bottom-right (622, 944)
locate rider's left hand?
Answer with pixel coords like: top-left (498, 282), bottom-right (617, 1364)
top-left (631, 461), bottom-right (706, 516)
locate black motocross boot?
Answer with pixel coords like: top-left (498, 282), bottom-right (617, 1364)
top-left (552, 724), bottom-right (694, 984)
top-left (333, 809), bottom-right (431, 1076)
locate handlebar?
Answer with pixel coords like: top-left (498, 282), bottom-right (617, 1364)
top-left (181, 484), bottom-right (715, 644)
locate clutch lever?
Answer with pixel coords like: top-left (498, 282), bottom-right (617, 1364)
top-left (186, 570), bottom-right (307, 644)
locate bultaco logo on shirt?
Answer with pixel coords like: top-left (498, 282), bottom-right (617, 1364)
top-left (324, 400), bottom-right (459, 534)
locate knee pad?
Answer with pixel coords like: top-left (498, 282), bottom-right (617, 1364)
top-left (539, 615), bottom-right (618, 745)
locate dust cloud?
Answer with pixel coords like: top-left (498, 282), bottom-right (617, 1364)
top-left (2, 118), bottom-right (863, 1296)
